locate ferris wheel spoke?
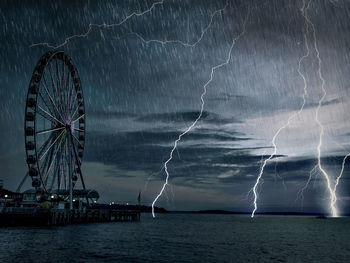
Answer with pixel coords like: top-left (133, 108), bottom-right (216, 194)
top-left (73, 128), bottom-right (85, 132)
top-left (36, 107), bottom-right (59, 125)
top-left (57, 143), bottom-right (66, 192)
top-left (69, 137), bottom-right (75, 188)
top-left (45, 142), bottom-right (61, 191)
top-left (71, 114), bottom-right (85, 123)
top-left (62, 146), bottom-right (67, 190)
top-left (67, 81), bottom-right (75, 114)
top-left (48, 62), bottom-right (64, 118)
top-left (66, 139), bottom-right (72, 189)
top-left (38, 131), bottom-right (63, 161)
top-left (37, 133), bottom-right (58, 192)
top-left (39, 129), bottom-right (65, 161)
top-left (41, 73), bottom-right (56, 105)
top-left (55, 59), bottom-right (65, 117)
top-left (62, 58), bottom-right (66, 107)
top-left (36, 134), bottom-right (54, 157)
top-left (70, 136), bottom-right (81, 165)
top-left (68, 85), bottom-right (75, 112)
top-left (37, 106), bottom-right (65, 126)
top-left (57, 137), bottom-right (67, 189)
top-left (36, 126), bottom-right (65, 135)
top-left (48, 161), bottom-right (58, 192)
top-left (37, 88), bottom-right (56, 119)
top-left (42, 73), bottom-right (65, 122)
top-left (64, 65), bottom-right (71, 110)
top-left (69, 91), bottom-right (79, 117)
top-left (48, 63), bottom-right (60, 109)
top-left (54, 147), bottom-right (62, 191)
top-left (37, 137), bottom-right (55, 174)
top-left (70, 101), bottom-right (83, 122)
top-left (43, 140), bottom-right (56, 187)
top-left (71, 132), bottom-right (83, 148)
top-left (70, 134), bottom-right (86, 189)
top-left (58, 58), bottom-right (65, 114)
top-left (38, 150), bottom-right (52, 190)
top-left (63, 61), bottom-right (70, 114)
top-left (69, 96), bottom-right (77, 118)
top-left (42, 133), bottom-right (65, 187)
top-left (49, 150), bottom-right (61, 191)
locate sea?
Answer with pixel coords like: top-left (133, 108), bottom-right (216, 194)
top-left (0, 214), bottom-right (349, 263)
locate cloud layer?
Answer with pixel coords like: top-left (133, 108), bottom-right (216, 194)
top-left (1, 0), bottom-right (350, 213)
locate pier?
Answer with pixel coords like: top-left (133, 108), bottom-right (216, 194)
top-left (0, 51), bottom-right (143, 227)
top-left (0, 207), bottom-right (140, 226)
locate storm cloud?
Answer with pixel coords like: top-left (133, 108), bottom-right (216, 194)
top-left (1, 0), bottom-right (350, 213)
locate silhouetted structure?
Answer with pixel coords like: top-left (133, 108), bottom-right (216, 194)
top-left (0, 51), bottom-right (141, 226)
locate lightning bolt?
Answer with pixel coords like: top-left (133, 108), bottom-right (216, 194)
top-left (31, 0), bottom-right (244, 216)
top-left (30, 1), bottom-right (229, 50)
top-left (250, 0), bottom-right (311, 218)
top-left (151, 7), bottom-right (251, 218)
top-left (293, 0), bottom-right (314, 210)
top-left (295, 0), bottom-right (346, 217)
top-left (125, 2), bottom-right (228, 47)
top-left (130, 2), bottom-right (229, 205)
top-left (296, 164), bottom-right (317, 208)
top-left (325, 135), bottom-right (350, 202)
top-left (302, 0), bottom-right (339, 217)
top-left (29, 0), bottom-right (345, 217)
top-left (331, 153), bottom-right (350, 212)
top-left (30, 0), bottom-right (165, 49)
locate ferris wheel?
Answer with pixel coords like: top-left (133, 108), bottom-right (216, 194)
top-left (23, 51), bottom-right (86, 196)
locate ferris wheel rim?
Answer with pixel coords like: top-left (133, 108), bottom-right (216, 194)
top-left (24, 51), bottom-right (86, 194)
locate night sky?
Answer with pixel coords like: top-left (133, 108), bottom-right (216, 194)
top-left (1, 0), bottom-right (350, 214)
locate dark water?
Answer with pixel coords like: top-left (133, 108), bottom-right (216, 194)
top-left (0, 214), bottom-right (349, 263)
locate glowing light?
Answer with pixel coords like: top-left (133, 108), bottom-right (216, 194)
top-left (303, 0), bottom-right (338, 217)
top-left (293, 0), bottom-right (343, 217)
top-left (151, 7), bottom-right (251, 218)
top-left (250, 0), bottom-right (310, 218)
top-left (331, 153), bottom-right (350, 214)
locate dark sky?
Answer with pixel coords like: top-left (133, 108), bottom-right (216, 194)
top-left (1, 0), bottom-right (350, 214)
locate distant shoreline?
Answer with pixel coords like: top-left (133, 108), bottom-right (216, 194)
top-left (90, 204), bottom-right (349, 216)
top-left (165, 210), bottom-right (348, 217)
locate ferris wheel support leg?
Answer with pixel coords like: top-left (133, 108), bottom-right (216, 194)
top-left (69, 139), bottom-right (73, 210)
top-left (17, 172), bottom-right (29, 193)
top-left (69, 132), bottom-right (89, 207)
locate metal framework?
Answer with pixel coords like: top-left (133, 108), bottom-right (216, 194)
top-left (23, 51), bottom-right (86, 204)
